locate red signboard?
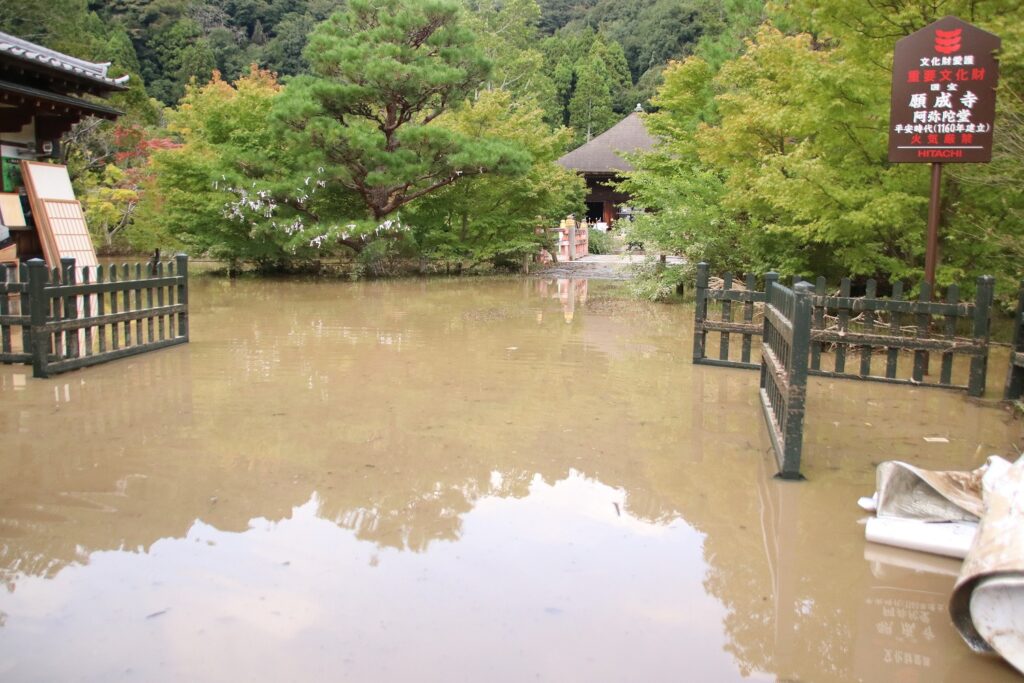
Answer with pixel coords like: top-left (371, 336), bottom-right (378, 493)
top-left (889, 17), bottom-right (1000, 163)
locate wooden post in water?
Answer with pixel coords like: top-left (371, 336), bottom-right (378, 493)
top-left (779, 281), bottom-right (813, 480)
top-left (692, 262), bottom-right (709, 363)
top-left (26, 259), bottom-right (49, 378)
top-left (176, 254), bottom-right (189, 341)
top-left (967, 275), bottom-right (994, 397)
top-left (60, 257), bottom-right (78, 360)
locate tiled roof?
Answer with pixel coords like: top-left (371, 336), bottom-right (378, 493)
top-left (0, 31), bottom-right (129, 90)
top-left (557, 111), bottom-right (657, 174)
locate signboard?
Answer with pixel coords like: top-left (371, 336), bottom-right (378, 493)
top-left (889, 16), bottom-right (1000, 163)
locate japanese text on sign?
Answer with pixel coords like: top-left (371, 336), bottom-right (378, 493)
top-left (888, 17), bottom-right (1000, 163)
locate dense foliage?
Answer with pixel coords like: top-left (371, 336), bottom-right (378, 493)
top-left (2, 0), bottom-right (1021, 292)
top-left (624, 0), bottom-right (1024, 299)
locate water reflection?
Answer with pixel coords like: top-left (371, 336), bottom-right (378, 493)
top-left (0, 276), bottom-right (1020, 682)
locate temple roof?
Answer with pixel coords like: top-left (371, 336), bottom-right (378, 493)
top-left (557, 111), bottom-right (656, 175)
top-left (0, 31), bottom-right (129, 94)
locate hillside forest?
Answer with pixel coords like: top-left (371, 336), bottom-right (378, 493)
top-left (0, 1), bottom-right (1021, 300)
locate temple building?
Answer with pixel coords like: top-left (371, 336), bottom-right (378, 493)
top-left (557, 105), bottom-right (656, 225)
top-left (0, 31), bottom-right (126, 261)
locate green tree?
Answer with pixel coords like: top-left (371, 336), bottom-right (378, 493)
top-left (177, 40), bottom-right (218, 89)
top-left (262, 12), bottom-right (316, 77)
top-left (269, 0), bottom-right (531, 251)
top-left (462, 0), bottom-right (559, 121)
top-left (590, 35), bottom-right (632, 112)
top-left (626, 0), bottom-right (1024, 297)
top-left (141, 68), bottom-right (302, 266)
top-left (568, 54), bottom-right (615, 143)
top-left (405, 90), bottom-right (585, 267)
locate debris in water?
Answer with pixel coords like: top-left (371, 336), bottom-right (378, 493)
top-left (924, 436), bottom-right (950, 443)
top-left (145, 609), bottom-right (168, 620)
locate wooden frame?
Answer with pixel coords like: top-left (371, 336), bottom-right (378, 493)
top-left (19, 160), bottom-right (97, 270)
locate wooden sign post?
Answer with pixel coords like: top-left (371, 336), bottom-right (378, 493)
top-left (888, 16), bottom-right (1000, 289)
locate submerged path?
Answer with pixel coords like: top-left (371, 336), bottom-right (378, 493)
top-left (536, 253), bottom-right (686, 280)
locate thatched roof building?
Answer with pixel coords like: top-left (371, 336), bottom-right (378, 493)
top-left (557, 107), bottom-right (656, 224)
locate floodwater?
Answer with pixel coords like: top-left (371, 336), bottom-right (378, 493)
top-left (0, 276), bottom-right (1021, 683)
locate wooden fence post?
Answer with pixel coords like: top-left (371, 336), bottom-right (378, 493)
top-left (967, 275), bottom-right (994, 398)
top-left (176, 254), bottom-right (189, 341)
top-left (781, 281), bottom-right (813, 480)
top-left (26, 259), bottom-right (49, 378)
top-left (692, 262), bottom-right (709, 362)
top-left (60, 257), bottom-right (79, 360)
top-left (19, 262), bottom-right (30, 357)
top-left (1006, 279), bottom-right (1024, 401)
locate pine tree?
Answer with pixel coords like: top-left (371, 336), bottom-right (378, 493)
top-left (250, 19), bottom-right (266, 45)
top-left (589, 36), bottom-right (632, 112)
top-left (568, 55), bottom-right (614, 144)
top-left (266, 0), bottom-right (532, 246)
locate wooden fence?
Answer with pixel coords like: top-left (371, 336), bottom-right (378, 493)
top-left (694, 262), bottom-right (1000, 479)
top-left (1007, 279), bottom-right (1024, 401)
top-left (693, 262), bottom-right (995, 397)
top-left (1, 255), bottom-right (189, 378)
top-left (0, 263), bottom-right (30, 364)
top-left (759, 281), bottom-right (812, 480)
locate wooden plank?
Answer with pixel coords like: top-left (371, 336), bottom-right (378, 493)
top-left (109, 264), bottom-right (119, 351)
top-left (701, 320), bottom-right (760, 335)
top-left (886, 281), bottom-right (903, 378)
top-left (741, 273), bottom-right (755, 364)
top-left (860, 279), bottom-right (876, 376)
top-left (706, 289), bottom-right (766, 303)
top-left (45, 337), bottom-right (187, 374)
top-left (19, 262), bottom-right (30, 356)
top-left (122, 263), bottom-right (132, 347)
top-left (81, 268), bottom-right (92, 357)
top-left (913, 281), bottom-right (932, 382)
top-left (812, 329), bottom-right (985, 354)
top-left (157, 262), bottom-right (165, 341)
top-left (0, 314), bottom-right (29, 326)
top-left (835, 278), bottom-right (851, 373)
top-left (134, 264), bottom-right (144, 345)
top-left (42, 275), bottom-right (182, 297)
top-left (764, 304), bottom-right (796, 343)
top-left (810, 277), bottom-right (825, 371)
top-left (0, 266), bottom-right (10, 355)
top-left (968, 276), bottom-right (994, 397)
top-left (941, 284), bottom-right (959, 385)
top-left (61, 259), bottom-right (79, 360)
top-left (808, 368), bottom-right (964, 390)
top-left (810, 295), bottom-right (972, 317)
top-left (146, 266), bottom-right (156, 344)
top-left (96, 265), bottom-right (106, 354)
top-left (719, 272), bottom-right (733, 361)
top-left (41, 304), bottom-right (186, 333)
top-left (693, 263), bottom-right (709, 363)
top-left (693, 358), bottom-right (761, 370)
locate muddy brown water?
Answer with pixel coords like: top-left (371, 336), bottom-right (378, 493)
top-left (0, 276), bottom-right (1021, 682)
